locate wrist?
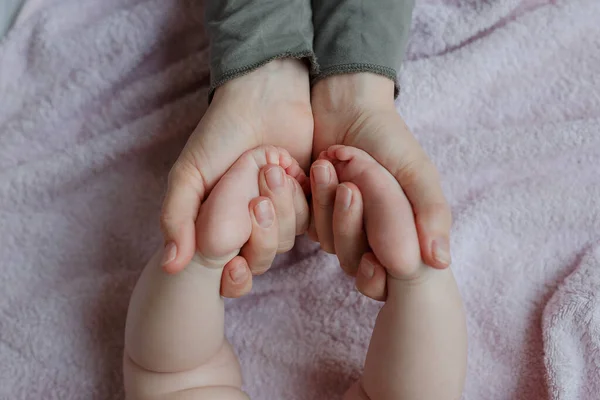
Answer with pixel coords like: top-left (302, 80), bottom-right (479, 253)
top-left (311, 73), bottom-right (396, 114)
top-left (213, 58), bottom-right (310, 106)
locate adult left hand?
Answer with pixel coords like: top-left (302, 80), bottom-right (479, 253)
top-left (219, 163), bottom-right (310, 299)
top-left (309, 73), bottom-right (452, 284)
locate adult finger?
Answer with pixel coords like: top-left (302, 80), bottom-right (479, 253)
top-left (393, 155), bottom-right (452, 269)
top-left (352, 116), bottom-right (452, 269)
top-left (290, 176), bottom-right (310, 235)
top-left (160, 98), bottom-right (262, 274)
top-left (160, 160), bottom-right (205, 274)
top-left (310, 159), bottom-right (339, 253)
top-left (220, 256), bottom-right (253, 298)
top-left (355, 253), bottom-right (387, 302)
top-left (240, 197), bottom-right (279, 276)
top-left (332, 183), bottom-right (369, 276)
top-left (259, 165), bottom-right (297, 253)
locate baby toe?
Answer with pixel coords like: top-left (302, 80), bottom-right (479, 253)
top-left (284, 158), bottom-right (305, 181)
top-left (329, 145), bottom-right (376, 164)
top-left (275, 146), bottom-right (293, 169)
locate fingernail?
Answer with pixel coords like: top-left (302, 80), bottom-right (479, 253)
top-left (336, 184), bottom-right (352, 210)
top-left (432, 237), bottom-right (451, 266)
top-left (361, 259), bottom-right (375, 279)
top-left (312, 165), bottom-right (330, 186)
top-left (161, 242), bottom-right (177, 266)
top-left (266, 166), bottom-right (284, 190)
top-left (230, 264), bottom-right (248, 284)
top-left (254, 200), bottom-right (274, 228)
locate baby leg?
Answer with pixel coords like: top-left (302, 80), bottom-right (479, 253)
top-left (124, 146), bottom-right (300, 399)
top-left (123, 251), bottom-right (246, 399)
top-left (323, 146), bottom-right (467, 400)
top-left (361, 259), bottom-right (467, 400)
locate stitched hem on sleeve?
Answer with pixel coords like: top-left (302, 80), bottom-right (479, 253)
top-left (311, 63), bottom-right (400, 99)
top-left (208, 50), bottom-right (318, 102)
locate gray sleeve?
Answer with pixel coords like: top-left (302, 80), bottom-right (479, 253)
top-left (205, 0), bottom-right (316, 95)
top-left (311, 0), bottom-right (415, 96)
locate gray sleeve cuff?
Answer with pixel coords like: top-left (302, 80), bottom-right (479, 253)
top-left (205, 0), bottom-right (316, 97)
top-left (311, 0), bottom-right (415, 97)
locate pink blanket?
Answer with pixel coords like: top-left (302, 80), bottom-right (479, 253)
top-left (1, 0), bottom-right (599, 399)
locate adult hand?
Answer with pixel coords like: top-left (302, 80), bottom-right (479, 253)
top-left (309, 73), bottom-right (452, 283)
top-left (219, 163), bottom-right (310, 298)
top-left (219, 163), bottom-right (386, 301)
top-left (161, 59), bottom-right (313, 277)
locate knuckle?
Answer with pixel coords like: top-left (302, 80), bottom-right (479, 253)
top-left (395, 158), bottom-right (426, 187)
top-left (167, 160), bottom-right (191, 183)
top-left (168, 159), bottom-right (207, 193)
top-left (159, 210), bottom-right (179, 234)
top-left (416, 201), bottom-right (453, 233)
top-left (396, 156), bottom-right (439, 189)
top-left (316, 199), bottom-right (334, 210)
top-left (424, 201), bottom-right (452, 220)
top-left (159, 213), bottom-right (173, 229)
top-left (333, 221), bottom-right (355, 239)
top-left (249, 233), bottom-right (278, 254)
top-left (315, 192), bottom-right (335, 210)
top-left (275, 214), bottom-right (296, 233)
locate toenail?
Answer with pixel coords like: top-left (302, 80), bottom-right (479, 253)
top-left (254, 200), bottom-right (274, 228)
top-left (230, 264), bottom-right (248, 284)
top-left (336, 184), bottom-right (352, 210)
top-left (312, 165), bottom-right (330, 186)
top-left (432, 237), bottom-right (451, 266)
top-left (266, 166), bottom-right (284, 190)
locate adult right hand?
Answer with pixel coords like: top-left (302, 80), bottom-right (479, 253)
top-left (160, 59), bottom-right (313, 278)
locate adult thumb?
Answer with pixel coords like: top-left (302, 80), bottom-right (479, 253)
top-left (160, 160), bottom-right (206, 274)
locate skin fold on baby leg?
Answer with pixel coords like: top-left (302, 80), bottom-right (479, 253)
top-left (123, 146), bottom-right (304, 400)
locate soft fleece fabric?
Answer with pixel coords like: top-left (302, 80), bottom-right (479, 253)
top-left (0, 0), bottom-right (599, 399)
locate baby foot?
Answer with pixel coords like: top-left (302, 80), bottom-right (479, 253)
top-left (319, 145), bottom-right (422, 279)
top-left (124, 146), bottom-right (306, 399)
top-left (195, 145), bottom-right (306, 267)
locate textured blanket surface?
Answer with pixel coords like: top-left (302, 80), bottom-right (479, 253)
top-left (1, 0), bottom-right (599, 399)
